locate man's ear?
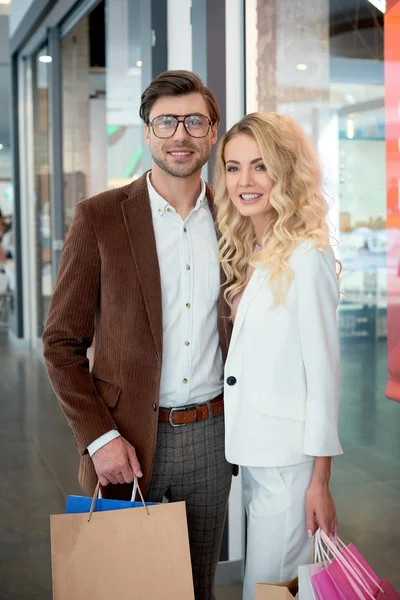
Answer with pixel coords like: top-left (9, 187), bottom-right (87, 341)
top-left (144, 124), bottom-right (151, 146)
top-left (211, 122), bottom-right (218, 146)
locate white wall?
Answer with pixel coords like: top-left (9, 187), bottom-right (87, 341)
top-left (89, 97), bottom-right (107, 196)
top-left (225, 0), bottom-right (244, 130)
top-left (167, 0), bottom-right (192, 71)
top-left (9, 0), bottom-right (36, 36)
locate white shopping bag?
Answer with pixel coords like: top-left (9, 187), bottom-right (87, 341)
top-left (298, 562), bottom-right (324, 600)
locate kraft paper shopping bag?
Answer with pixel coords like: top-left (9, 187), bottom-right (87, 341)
top-left (255, 578), bottom-right (298, 599)
top-left (50, 484), bottom-right (194, 600)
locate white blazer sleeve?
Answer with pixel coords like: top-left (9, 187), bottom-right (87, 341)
top-left (296, 245), bottom-right (343, 457)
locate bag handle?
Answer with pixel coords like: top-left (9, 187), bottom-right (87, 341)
top-left (320, 531), bottom-right (383, 594)
top-left (314, 528), bottom-right (334, 565)
top-left (314, 530), bottom-right (371, 600)
top-left (317, 530), bottom-right (384, 599)
top-left (88, 477), bottom-right (149, 522)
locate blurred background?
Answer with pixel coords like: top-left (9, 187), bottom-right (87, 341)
top-left (1, 1), bottom-right (400, 598)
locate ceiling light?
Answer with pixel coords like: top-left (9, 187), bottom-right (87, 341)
top-left (39, 55), bottom-right (52, 63)
top-left (0, 1), bottom-right (11, 4)
top-left (296, 64), bottom-right (308, 71)
top-left (136, 60), bottom-right (143, 68)
top-left (0, 144), bottom-right (3, 150)
top-left (367, 0), bottom-right (386, 12)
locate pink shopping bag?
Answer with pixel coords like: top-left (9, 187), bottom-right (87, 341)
top-left (375, 580), bottom-right (400, 599)
top-left (311, 566), bottom-right (345, 600)
top-left (312, 530), bottom-right (383, 600)
top-left (325, 544), bottom-right (380, 599)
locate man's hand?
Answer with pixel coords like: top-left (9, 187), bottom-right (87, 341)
top-left (91, 436), bottom-right (143, 486)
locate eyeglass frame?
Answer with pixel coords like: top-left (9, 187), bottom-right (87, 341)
top-left (148, 113), bottom-right (216, 139)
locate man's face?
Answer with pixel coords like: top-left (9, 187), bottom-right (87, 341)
top-left (144, 92), bottom-right (218, 178)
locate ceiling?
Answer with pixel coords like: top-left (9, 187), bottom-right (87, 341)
top-left (330, 0), bottom-right (384, 60)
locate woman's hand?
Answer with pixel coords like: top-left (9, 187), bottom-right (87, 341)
top-left (306, 479), bottom-right (337, 537)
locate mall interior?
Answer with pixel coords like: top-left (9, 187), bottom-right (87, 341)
top-left (0, 0), bottom-right (400, 598)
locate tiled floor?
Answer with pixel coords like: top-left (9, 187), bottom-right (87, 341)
top-left (1, 334), bottom-right (399, 599)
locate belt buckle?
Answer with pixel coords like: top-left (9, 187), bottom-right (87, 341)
top-left (169, 406), bottom-right (186, 427)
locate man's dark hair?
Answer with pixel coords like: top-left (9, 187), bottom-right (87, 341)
top-left (139, 70), bottom-right (220, 126)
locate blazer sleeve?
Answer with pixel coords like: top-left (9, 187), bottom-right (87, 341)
top-left (42, 201), bottom-right (117, 454)
top-left (295, 245), bottom-right (343, 457)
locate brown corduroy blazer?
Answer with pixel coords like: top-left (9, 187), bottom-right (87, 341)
top-left (42, 171), bottom-right (232, 500)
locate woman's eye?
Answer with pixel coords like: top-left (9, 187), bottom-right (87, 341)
top-left (255, 163), bottom-right (266, 171)
top-left (227, 166), bottom-right (238, 172)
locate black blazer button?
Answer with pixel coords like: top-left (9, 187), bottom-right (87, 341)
top-left (152, 403), bottom-right (157, 411)
top-left (226, 376), bottom-right (237, 386)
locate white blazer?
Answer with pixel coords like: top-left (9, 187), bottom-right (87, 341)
top-left (224, 242), bottom-right (343, 467)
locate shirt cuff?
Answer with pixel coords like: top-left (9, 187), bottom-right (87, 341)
top-left (87, 430), bottom-right (121, 457)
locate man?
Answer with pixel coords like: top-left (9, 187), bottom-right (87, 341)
top-left (43, 70), bottom-right (233, 600)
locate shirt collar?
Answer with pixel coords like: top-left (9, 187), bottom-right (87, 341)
top-left (146, 171), bottom-right (207, 217)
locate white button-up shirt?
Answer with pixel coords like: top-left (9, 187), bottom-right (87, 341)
top-left (88, 173), bottom-right (223, 456)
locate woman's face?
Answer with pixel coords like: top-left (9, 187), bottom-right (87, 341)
top-left (224, 133), bottom-right (274, 222)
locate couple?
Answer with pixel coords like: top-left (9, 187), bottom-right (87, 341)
top-left (43, 70), bottom-right (342, 600)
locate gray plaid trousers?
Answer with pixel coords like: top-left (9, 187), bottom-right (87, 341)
top-left (145, 413), bottom-right (232, 600)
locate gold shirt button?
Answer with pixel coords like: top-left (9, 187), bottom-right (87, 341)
top-left (186, 303), bottom-right (191, 308)
top-left (186, 264), bottom-right (191, 270)
top-left (183, 378), bottom-right (188, 384)
top-left (184, 341), bottom-right (190, 346)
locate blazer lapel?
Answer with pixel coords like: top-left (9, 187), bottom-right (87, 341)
top-left (121, 172), bottom-right (163, 355)
top-left (228, 270), bottom-right (266, 357)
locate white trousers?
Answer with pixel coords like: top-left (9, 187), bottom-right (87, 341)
top-left (242, 460), bottom-right (314, 600)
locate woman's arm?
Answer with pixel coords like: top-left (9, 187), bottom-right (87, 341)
top-left (306, 456), bottom-right (337, 536)
top-left (295, 245), bottom-right (342, 536)
top-left (296, 245), bottom-right (342, 458)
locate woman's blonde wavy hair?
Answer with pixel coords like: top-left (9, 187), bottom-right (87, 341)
top-left (214, 111), bottom-right (338, 311)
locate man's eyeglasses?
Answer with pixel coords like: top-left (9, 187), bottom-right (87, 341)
top-left (149, 114), bottom-right (215, 139)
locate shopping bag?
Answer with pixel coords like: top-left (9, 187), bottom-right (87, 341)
top-left (375, 580), bottom-right (400, 599)
top-left (311, 567), bottom-right (345, 599)
top-left (311, 529), bottom-right (383, 600)
top-left (298, 562), bottom-right (324, 600)
top-left (255, 578), bottom-right (298, 599)
top-left (65, 485), bottom-right (157, 513)
top-left (50, 479), bottom-right (195, 600)
top-left (324, 544), bottom-right (380, 599)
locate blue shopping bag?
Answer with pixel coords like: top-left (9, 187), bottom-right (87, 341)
top-left (66, 480), bottom-right (158, 515)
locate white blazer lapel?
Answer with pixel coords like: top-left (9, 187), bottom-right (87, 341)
top-left (228, 269), bottom-right (267, 356)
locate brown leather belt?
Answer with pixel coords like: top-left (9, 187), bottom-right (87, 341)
top-left (158, 394), bottom-right (224, 427)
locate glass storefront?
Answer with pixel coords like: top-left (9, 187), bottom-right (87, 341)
top-left (245, 0), bottom-right (387, 341)
top-left (32, 45), bottom-right (52, 334)
top-left (61, 0), bottom-right (143, 235)
top-left (106, 0), bottom-right (143, 188)
top-left (62, 3), bottom-right (106, 232)
top-left (12, 0), bottom-right (399, 347)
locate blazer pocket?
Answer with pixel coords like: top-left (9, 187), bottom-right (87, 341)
top-left (93, 376), bottom-right (122, 409)
top-left (255, 392), bottom-right (306, 422)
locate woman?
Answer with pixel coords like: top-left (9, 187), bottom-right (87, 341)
top-left (214, 112), bottom-right (343, 600)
